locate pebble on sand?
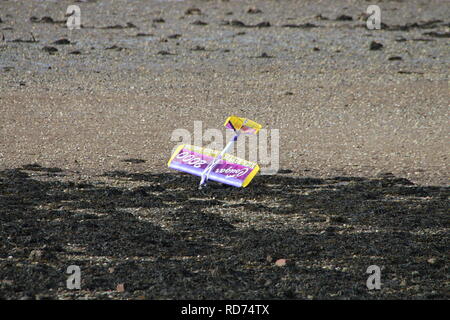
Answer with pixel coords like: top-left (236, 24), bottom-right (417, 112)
top-left (369, 41), bottom-right (383, 50)
top-left (53, 38), bottom-right (72, 45)
top-left (275, 259), bottom-right (291, 267)
top-left (247, 7), bottom-right (262, 14)
top-left (42, 46), bottom-right (58, 53)
top-left (116, 284), bottom-right (125, 292)
top-left (185, 8), bottom-right (202, 15)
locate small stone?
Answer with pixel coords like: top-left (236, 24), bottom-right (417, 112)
top-left (258, 52), bottom-right (274, 58)
top-left (41, 16), bottom-right (54, 23)
top-left (316, 14), bottom-right (329, 20)
top-left (275, 259), bottom-right (288, 267)
top-left (53, 38), bottom-right (71, 45)
top-left (157, 50), bottom-right (173, 55)
top-left (247, 7), bottom-right (262, 14)
top-left (336, 15), bottom-right (353, 21)
top-left (121, 158), bottom-right (146, 164)
top-left (29, 249), bottom-right (43, 260)
top-left (185, 8), bottom-right (201, 15)
top-left (116, 283), bottom-right (125, 292)
top-left (191, 45), bottom-right (206, 51)
top-left (369, 41), bottom-right (383, 50)
top-left (106, 45), bottom-right (124, 51)
top-left (255, 21), bottom-right (270, 28)
top-left (136, 33), bottom-right (153, 37)
top-left (43, 46), bottom-right (58, 53)
top-left (167, 34), bottom-right (182, 39)
top-left (229, 20), bottom-right (246, 27)
top-left (192, 20), bottom-right (208, 26)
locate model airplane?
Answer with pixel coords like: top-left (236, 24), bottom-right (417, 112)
top-left (168, 116), bottom-right (262, 189)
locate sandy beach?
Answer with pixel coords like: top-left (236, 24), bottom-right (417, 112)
top-left (0, 0), bottom-right (448, 300)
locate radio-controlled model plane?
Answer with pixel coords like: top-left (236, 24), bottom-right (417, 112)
top-left (168, 116), bottom-right (262, 189)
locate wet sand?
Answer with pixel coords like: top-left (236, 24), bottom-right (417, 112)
top-left (0, 0), bottom-right (449, 299)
